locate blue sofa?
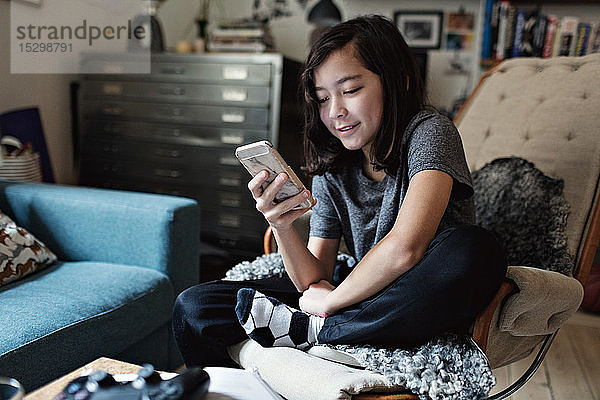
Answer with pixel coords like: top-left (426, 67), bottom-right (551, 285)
top-left (0, 180), bottom-right (200, 391)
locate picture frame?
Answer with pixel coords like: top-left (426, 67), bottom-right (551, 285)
top-left (394, 11), bottom-right (443, 50)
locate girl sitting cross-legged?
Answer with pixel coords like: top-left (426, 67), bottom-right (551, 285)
top-left (172, 15), bottom-right (507, 368)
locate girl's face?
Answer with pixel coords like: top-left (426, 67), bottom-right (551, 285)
top-left (314, 45), bottom-right (383, 156)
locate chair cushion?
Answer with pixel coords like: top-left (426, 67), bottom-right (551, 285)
top-left (0, 260), bottom-right (173, 389)
top-left (230, 339), bottom-right (406, 400)
top-left (0, 210), bottom-right (56, 286)
top-left (472, 157), bottom-right (573, 275)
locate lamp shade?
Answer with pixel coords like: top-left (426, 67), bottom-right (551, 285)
top-left (307, 0), bottom-right (341, 27)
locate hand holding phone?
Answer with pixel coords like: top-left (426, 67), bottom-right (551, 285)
top-left (235, 140), bottom-right (314, 210)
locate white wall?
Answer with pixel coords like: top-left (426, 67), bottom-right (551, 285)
top-left (0, 2), bottom-right (76, 184)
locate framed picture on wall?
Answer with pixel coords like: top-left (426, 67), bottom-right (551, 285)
top-left (394, 11), bottom-right (443, 50)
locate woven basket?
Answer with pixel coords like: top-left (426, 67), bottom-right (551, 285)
top-left (0, 136), bottom-right (43, 182)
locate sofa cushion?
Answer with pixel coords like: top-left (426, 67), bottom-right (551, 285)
top-left (0, 211), bottom-right (56, 286)
top-left (0, 260), bottom-right (173, 390)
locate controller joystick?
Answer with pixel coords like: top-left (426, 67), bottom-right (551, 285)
top-left (87, 370), bottom-right (118, 391)
top-left (55, 364), bottom-right (209, 400)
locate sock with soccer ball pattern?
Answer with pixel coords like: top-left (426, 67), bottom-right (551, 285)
top-left (235, 288), bottom-right (324, 350)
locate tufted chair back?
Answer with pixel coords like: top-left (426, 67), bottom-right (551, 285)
top-left (455, 54), bottom-right (600, 284)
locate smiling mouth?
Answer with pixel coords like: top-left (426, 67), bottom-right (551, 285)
top-left (337, 123), bottom-right (360, 134)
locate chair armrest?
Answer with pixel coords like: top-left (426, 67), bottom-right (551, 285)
top-left (499, 266), bottom-right (584, 335)
top-left (264, 225), bottom-right (275, 254)
top-left (472, 278), bottom-right (517, 353)
top-left (0, 180), bottom-right (200, 295)
top-left (481, 266), bottom-right (584, 368)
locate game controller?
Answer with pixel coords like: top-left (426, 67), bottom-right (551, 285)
top-left (54, 364), bottom-right (210, 400)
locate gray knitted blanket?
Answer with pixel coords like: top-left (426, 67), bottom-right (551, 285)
top-left (225, 253), bottom-right (495, 400)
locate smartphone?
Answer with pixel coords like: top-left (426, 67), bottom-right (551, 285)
top-left (235, 140), bottom-right (314, 209)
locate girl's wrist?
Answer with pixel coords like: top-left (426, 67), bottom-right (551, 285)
top-left (323, 290), bottom-right (340, 316)
top-left (271, 224), bottom-right (295, 236)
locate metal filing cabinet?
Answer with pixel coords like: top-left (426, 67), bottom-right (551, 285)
top-left (78, 53), bottom-right (303, 257)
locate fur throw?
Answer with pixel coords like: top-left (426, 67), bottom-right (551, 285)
top-left (471, 157), bottom-right (573, 275)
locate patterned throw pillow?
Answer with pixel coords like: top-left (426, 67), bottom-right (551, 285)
top-left (0, 211), bottom-right (57, 286)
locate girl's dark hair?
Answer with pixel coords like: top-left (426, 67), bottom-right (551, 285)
top-left (301, 15), bottom-right (426, 176)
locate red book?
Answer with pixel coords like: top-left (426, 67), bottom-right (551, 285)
top-left (542, 15), bottom-right (558, 58)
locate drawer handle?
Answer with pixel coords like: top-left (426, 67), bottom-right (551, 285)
top-left (159, 128), bottom-right (181, 137)
top-left (158, 108), bottom-right (184, 117)
top-left (217, 236), bottom-right (239, 247)
top-left (219, 194), bottom-right (241, 208)
top-left (103, 105), bottom-right (122, 115)
top-left (223, 66), bottom-right (248, 80)
top-left (102, 64), bottom-right (124, 74)
top-left (219, 156), bottom-right (238, 166)
top-left (220, 132), bottom-right (244, 144)
top-left (159, 87), bottom-right (186, 95)
top-left (102, 164), bottom-right (120, 173)
top-left (218, 214), bottom-right (241, 228)
top-left (103, 125), bottom-right (120, 133)
top-left (222, 88), bottom-right (248, 102)
top-left (159, 66), bottom-right (186, 75)
top-left (219, 176), bottom-right (241, 187)
top-left (221, 112), bottom-right (245, 123)
top-left (154, 168), bottom-right (182, 178)
top-left (102, 83), bottom-right (123, 95)
top-left (102, 144), bottom-right (119, 153)
top-left (154, 148), bottom-right (181, 158)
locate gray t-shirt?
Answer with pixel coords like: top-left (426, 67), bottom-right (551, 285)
top-left (309, 108), bottom-right (474, 262)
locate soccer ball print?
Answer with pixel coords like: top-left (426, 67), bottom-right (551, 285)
top-left (236, 288), bottom-right (311, 350)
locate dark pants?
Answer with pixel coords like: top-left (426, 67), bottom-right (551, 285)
top-left (172, 225), bottom-right (507, 367)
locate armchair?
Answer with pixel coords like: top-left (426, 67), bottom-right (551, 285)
top-left (230, 54), bottom-right (600, 399)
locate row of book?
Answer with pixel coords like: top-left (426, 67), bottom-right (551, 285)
top-left (481, 0), bottom-right (600, 61)
top-left (206, 25), bottom-right (273, 53)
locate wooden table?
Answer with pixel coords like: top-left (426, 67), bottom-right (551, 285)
top-left (24, 357), bottom-right (148, 400)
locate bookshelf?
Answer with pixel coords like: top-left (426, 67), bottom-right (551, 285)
top-left (479, 0), bottom-right (600, 68)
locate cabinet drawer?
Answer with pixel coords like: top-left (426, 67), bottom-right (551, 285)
top-left (82, 81), bottom-right (271, 106)
top-left (201, 226), bottom-right (265, 255)
top-left (202, 207), bottom-right (265, 232)
top-left (195, 189), bottom-right (255, 211)
top-left (81, 158), bottom-right (247, 188)
top-left (80, 177), bottom-right (255, 210)
top-left (83, 137), bottom-right (241, 168)
top-left (82, 100), bottom-right (269, 128)
top-left (203, 232), bottom-right (263, 255)
top-left (84, 119), bottom-right (271, 146)
top-left (151, 62), bottom-right (271, 84)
